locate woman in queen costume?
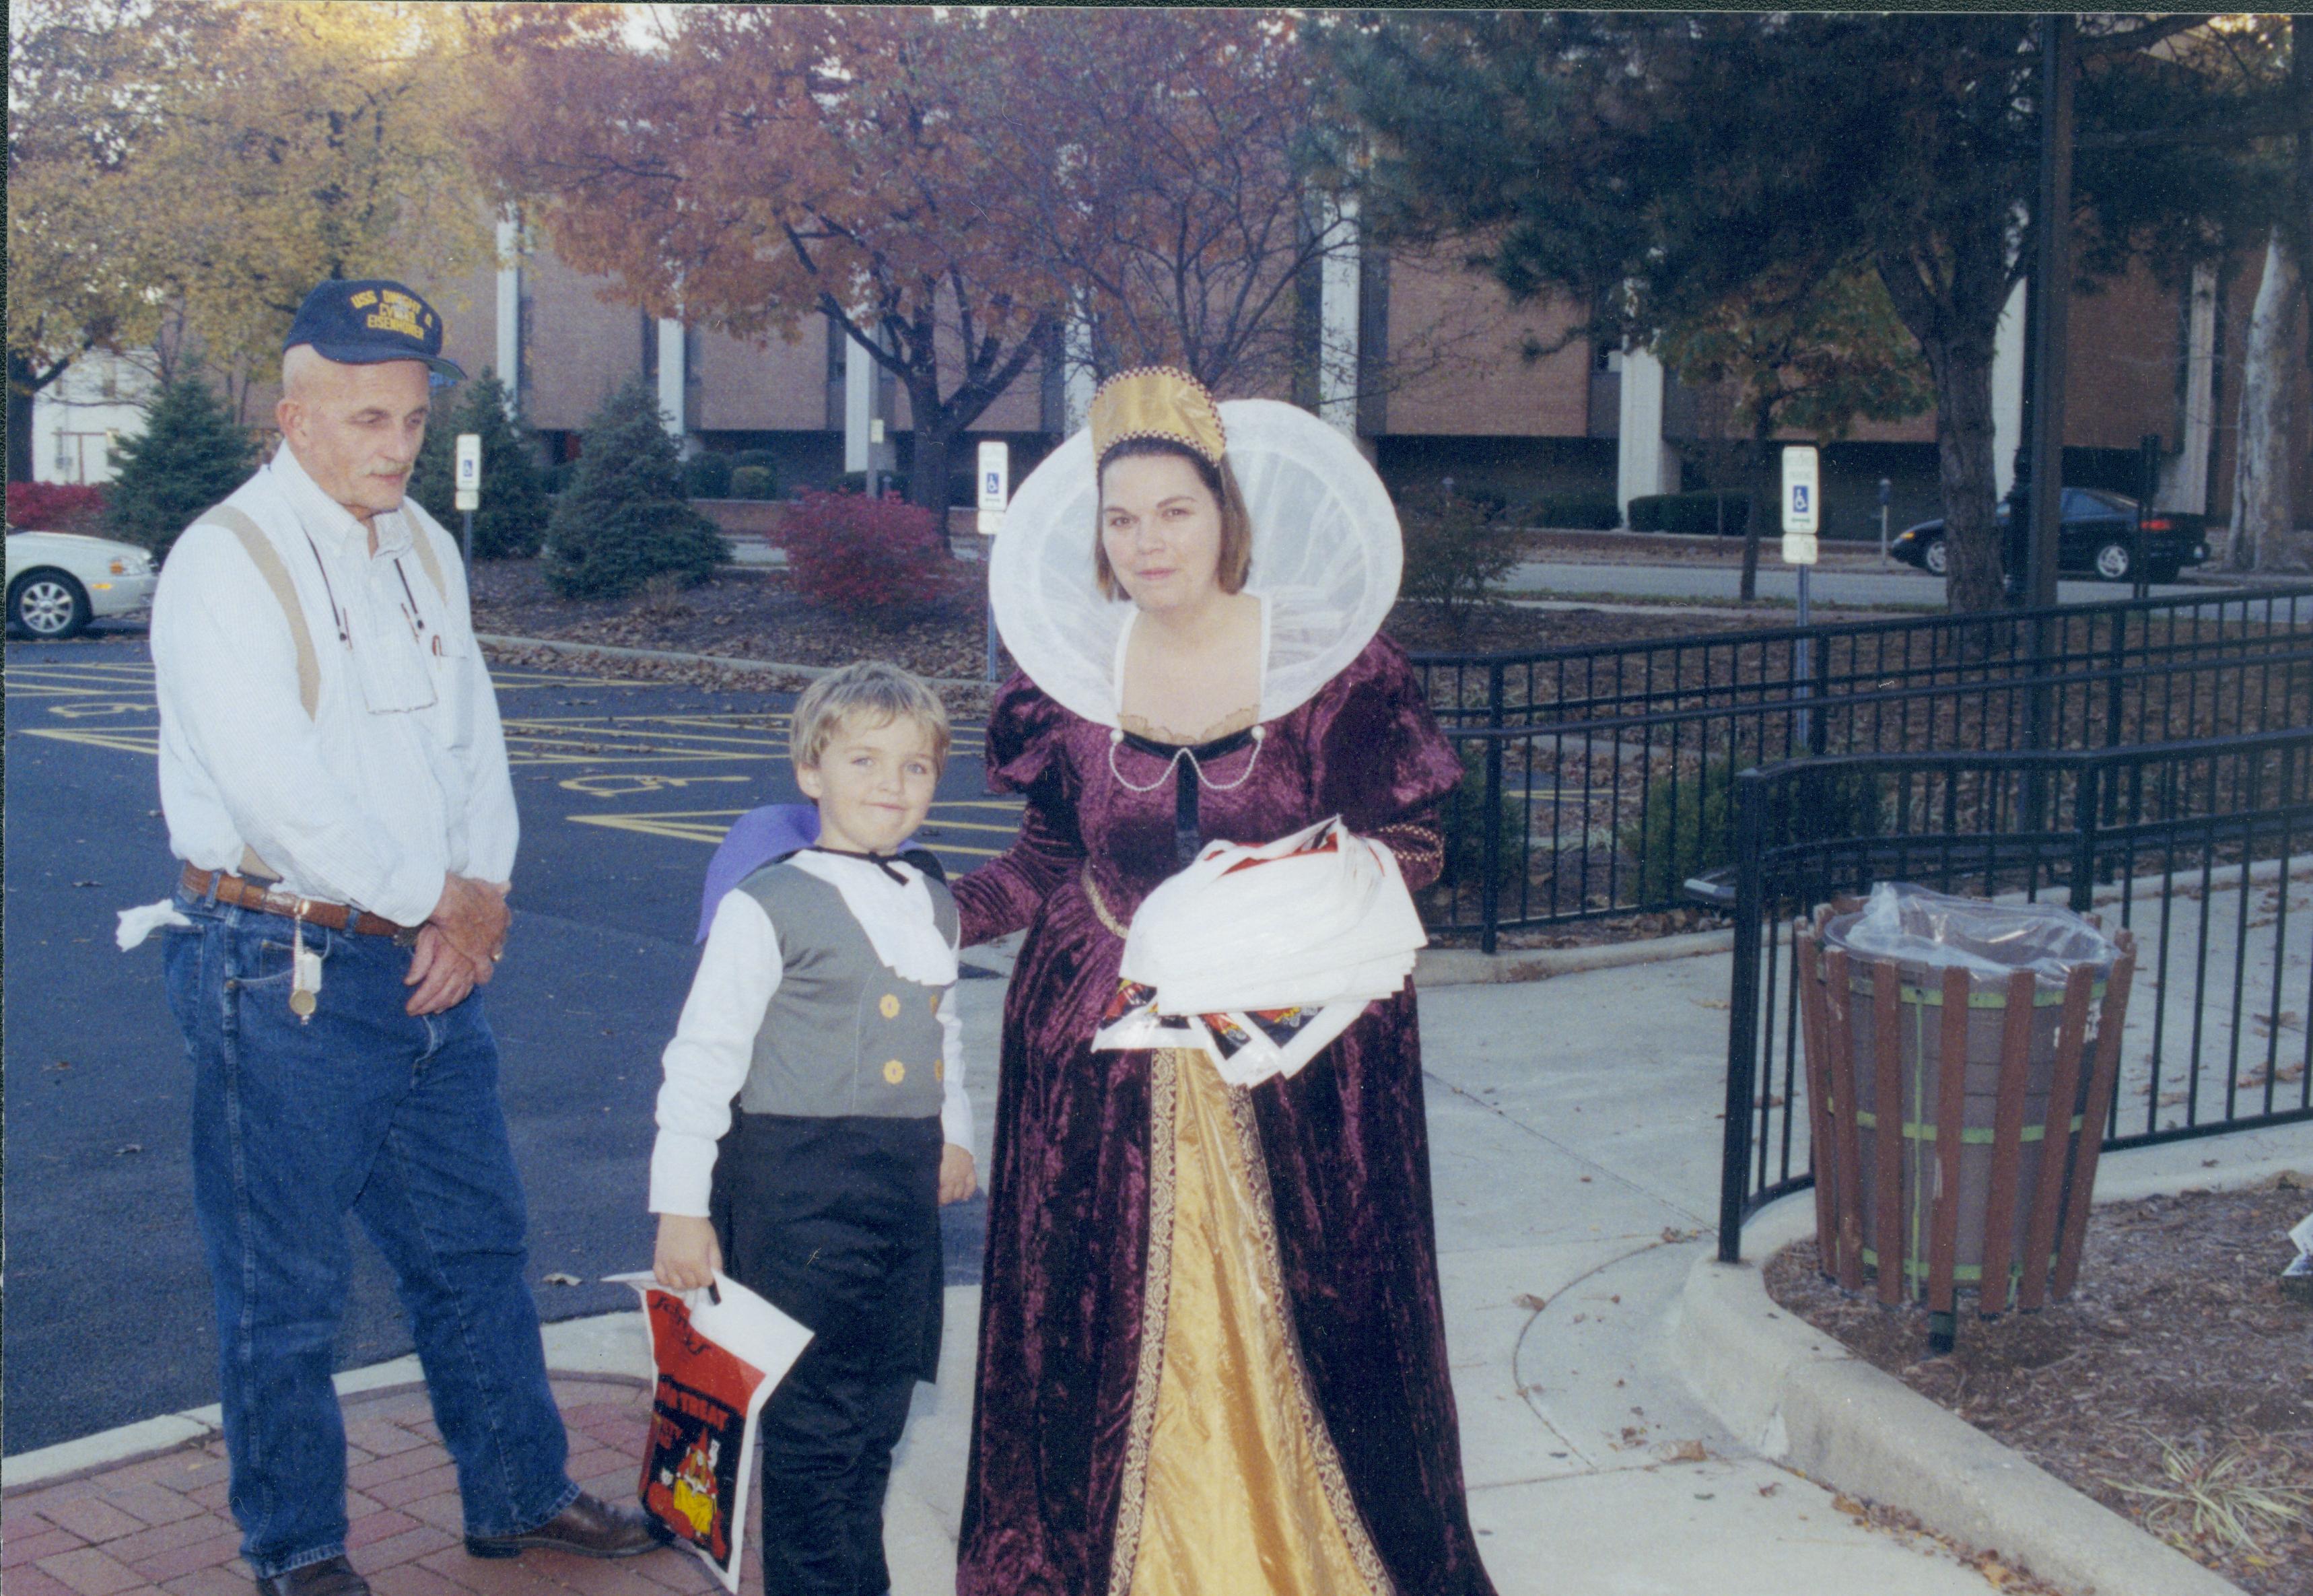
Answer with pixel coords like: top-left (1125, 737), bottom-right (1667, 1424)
top-left (949, 366), bottom-right (1499, 1596)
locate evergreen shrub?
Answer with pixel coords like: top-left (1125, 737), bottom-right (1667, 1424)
top-left (104, 373), bottom-right (254, 555)
top-left (1529, 491), bottom-right (1622, 530)
top-left (683, 452), bottom-right (734, 499)
top-left (542, 376), bottom-right (729, 599)
top-left (408, 370), bottom-right (549, 559)
top-left (1627, 491), bottom-right (1750, 536)
top-left (729, 465), bottom-right (775, 501)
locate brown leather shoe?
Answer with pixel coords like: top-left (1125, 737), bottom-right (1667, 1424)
top-left (462, 1491), bottom-right (668, 1560)
top-left (254, 1556), bottom-right (372, 1596)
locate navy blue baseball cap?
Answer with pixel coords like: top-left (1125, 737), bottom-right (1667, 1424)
top-left (282, 279), bottom-right (465, 385)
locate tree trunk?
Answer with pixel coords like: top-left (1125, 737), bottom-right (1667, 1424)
top-left (1737, 415), bottom-right (1776, 602)
top-left (907, 408), bottom-right (952, 518)
top-left (2296, 14), bottom-right (2312, 382)
top-left (7, 351), bottom-right (58, 484)
top-left (1910, 328), bottom-right (2007, 613)
top-left (2230, 230), bottom-right (2304, 571)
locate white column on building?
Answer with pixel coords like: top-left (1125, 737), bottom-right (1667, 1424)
top-left (2160, 262), bottom-right (2217, 514)
top-left (1615, 344), bottom-right (1676, 521)
top-left (844, 323), bottom-right (876, 473)
top-left (1317, 196), bottom-right (1360, 438)
top-left (493, 209), bottom-right (521, 409)
top-left (656, 318), bottom-right (687, 448)
top-left (1991, 277), bottom-right (2027, 499)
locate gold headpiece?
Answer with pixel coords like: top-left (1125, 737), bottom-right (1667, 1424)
top-left (1088, 366), bottom-right (1226, 467)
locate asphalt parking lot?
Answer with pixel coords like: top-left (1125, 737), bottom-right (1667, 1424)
top-left (1, 636), bottom-right (1015, 1454)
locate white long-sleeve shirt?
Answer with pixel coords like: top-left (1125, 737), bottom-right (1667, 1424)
top-left (650, 867), bottom-right (973, 1217)
top-left (149, 443), bottom-right (517, 926)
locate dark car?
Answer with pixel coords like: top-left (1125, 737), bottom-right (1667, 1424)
top-left (1890, 489), bottom-right (2211, 582)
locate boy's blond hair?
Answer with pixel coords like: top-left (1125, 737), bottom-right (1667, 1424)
top-left (789, 660), bottom-right (951, 773)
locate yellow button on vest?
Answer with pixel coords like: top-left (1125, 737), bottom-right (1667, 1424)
top-left (934, 1060), bottom-right (944, 1081)
top-left (879, 994), bottom-right (901, 1019)
top-left (883, 1059), bottom-right (906, 1084)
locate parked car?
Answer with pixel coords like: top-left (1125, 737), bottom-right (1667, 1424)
top-left (1889, 489), bottom-right (2210, 582)
top-left (5, 529), bottom-right (159, 638)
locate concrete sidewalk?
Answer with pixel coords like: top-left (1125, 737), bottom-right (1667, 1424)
top-left (9, 946), bottom-right (2306, 1596)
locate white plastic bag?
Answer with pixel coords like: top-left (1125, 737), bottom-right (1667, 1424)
top-left (1093, 817), bottom-right (1427, 1086)
top-left (1834, 881), bottom-right (2122, 983)
top-left (608, 1272), bottom-right (813, 1592)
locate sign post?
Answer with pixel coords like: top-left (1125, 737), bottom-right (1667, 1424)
top-left (454, 433), bottom-right (483, 565)
top-left (977, 440), bottom-right (1009, 683)
top-left (1781, 445), bottom-right (1821, 754)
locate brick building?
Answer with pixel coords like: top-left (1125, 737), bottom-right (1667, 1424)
top-left (34, 222), bottom-right (2300, 541)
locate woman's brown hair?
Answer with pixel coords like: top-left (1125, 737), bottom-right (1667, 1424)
top-left (1093, 437), bottom-right (1253, 600)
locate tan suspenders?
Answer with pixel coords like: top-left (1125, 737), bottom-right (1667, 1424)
top-left (188, 500), bottom-right (450, 880)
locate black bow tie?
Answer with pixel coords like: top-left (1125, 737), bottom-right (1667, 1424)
top-left (805, 845), bottom-right (946, 885)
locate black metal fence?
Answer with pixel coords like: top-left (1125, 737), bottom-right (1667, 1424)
top-left (1715, 730), bottom-right (2313, 1261)
top-left (1412, 584), bottom-right (2313, 948)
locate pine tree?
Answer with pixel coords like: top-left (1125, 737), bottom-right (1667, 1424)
top-left (103, 371), bottom-right (255, 556)
top-left (541, 376), bottom-right (728, 599)
top-left (409, 369), bottom-right (551, 560)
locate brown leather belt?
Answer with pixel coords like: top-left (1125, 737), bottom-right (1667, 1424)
top-left (182, 865), bottom-right (419, 943)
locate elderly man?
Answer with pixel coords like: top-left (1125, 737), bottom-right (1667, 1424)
top-left (147, 280), bottom-right (660, 1596)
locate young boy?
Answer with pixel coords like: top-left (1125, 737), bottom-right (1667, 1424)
top-left (650, 660), bottom-right (976, 1596)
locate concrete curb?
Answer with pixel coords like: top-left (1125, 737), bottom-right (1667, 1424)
top-left (1671, 1150), bottom-right (2313, 1596)
top-left (1, 1313), bottom-right (656, 1493)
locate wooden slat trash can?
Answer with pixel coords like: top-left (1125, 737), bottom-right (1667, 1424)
top-left (1794, 884), bottom-right (2137, 1352)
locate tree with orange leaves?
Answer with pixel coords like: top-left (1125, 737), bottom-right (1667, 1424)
top-left (475, 5), bottom-right (1058, 511)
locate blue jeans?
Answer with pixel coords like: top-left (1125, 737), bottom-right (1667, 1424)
top-left (162, 887), bottom-right (578, 1577)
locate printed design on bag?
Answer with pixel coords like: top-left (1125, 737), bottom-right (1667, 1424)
top-left (643, 1375), bottom-right (746, 1562)
top-left (645, 1383), bottom-right (741, 1555)
top-left (637, 1293), bottom-right (766, 1573)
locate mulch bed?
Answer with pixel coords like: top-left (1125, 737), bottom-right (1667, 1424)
top-left (1764, 1179), bottom-right (2313, 1594)
top-left (464, 556), bottom-right (1784, 689)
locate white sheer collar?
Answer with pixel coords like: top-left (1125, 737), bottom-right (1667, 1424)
top-left (992, 399), bottom-right (1402, 729)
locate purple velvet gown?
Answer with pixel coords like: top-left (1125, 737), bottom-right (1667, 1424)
top-left (949, 635), bottom-right (1500, 1596)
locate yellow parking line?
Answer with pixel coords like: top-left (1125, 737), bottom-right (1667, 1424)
top-left (20, 727), bottom-right (162, 755)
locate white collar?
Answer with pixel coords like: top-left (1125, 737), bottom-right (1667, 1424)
top-left (786, 850), bottom-right (958, 987)
top-left (990, 398), bottom-right (1402, 729)
top-left (269, 443), bottom-right (414, 561)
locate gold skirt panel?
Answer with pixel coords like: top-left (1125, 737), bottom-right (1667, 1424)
top-left (1108, 1049), bottom-right (1393, 1596)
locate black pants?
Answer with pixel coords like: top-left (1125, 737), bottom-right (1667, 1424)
top-left (712, 1113), bottom-right (942, 1596)
top-left (757, 1349), bottom-right (916, 1596)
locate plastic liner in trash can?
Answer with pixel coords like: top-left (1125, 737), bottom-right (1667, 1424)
top-left (1795, 882), bottom-right (2137, 1349)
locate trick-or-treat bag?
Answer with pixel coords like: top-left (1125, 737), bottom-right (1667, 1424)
top-left (609, 1272), bottom-right (813, 1591)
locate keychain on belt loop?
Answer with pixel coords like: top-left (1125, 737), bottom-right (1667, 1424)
top-left (289, 900), bottom-right (322, 1022)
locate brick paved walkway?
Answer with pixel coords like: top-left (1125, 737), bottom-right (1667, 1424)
top-left (2, 1379), bottom-right (747, 1596)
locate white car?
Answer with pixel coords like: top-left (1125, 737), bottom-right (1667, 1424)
top-left (5, 529), bottom-right (159, 638)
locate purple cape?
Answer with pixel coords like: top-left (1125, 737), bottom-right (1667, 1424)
top-left (695, 804), bottom-right (819, 942)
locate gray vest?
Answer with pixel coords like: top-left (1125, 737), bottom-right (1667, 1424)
top-left (732, 861), bottom-right (957, 1120)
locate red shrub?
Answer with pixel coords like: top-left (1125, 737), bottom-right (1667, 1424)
top-left (7, 481), bottom-right (108, 535)
top-left (780, 490), bottom-right (969, 619)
